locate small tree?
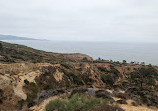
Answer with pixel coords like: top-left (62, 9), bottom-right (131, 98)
top-left (149, 64), bottom-right (152, 67)
top-left (82, 57), bottom-right (88, 61)
top-left (123, 60), bottom-right (126, 64)
top-left (140, 62), bottom-right (145, 65)
top-left (130, 61), bottom-right (135, 64)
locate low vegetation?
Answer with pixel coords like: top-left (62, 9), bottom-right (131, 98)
top-left (128, 67), bottom-right (158, 89)
top-left (92, 104), bottom-right (124, 111)
top-left (45, 93), bottom-right (106, 111)
top-left (101, 74), bottom-right (115, 87)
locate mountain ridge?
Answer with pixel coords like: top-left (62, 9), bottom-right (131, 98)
top-left (0, 34), bottom-right (36, 40)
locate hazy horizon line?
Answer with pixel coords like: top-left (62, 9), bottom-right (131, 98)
top-left (1, 33), bottom-right (158, 44)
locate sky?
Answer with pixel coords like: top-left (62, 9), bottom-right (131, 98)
top-left (0, 0), bottom-right (158, 42)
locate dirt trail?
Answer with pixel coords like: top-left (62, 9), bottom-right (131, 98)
top-left (30, 92), bottom-right (71, 111)
top-left (120, 104), bottom-right (158, 111)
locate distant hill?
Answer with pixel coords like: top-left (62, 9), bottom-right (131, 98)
top-left (0, 34), bottom-right (36, 40)
top-left (0, 41), bottom-right (92, 63)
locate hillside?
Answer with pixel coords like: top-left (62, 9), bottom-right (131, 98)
top-left (0, 34), bottom-right (36, 40)
top-left (0, 41), bottom-right (92, 63)
top-left (0, 41), bottom-right (158, 111)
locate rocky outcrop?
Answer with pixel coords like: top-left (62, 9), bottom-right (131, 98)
top-left (53, 69), bottom-right (64, 82)
top-left (0, 63), bottom-right (38, 75)
top-left (0, 63), bottom-right (52, 100)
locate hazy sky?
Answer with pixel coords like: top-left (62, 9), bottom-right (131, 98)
top-left (0, 0), bottom-right (158, 42)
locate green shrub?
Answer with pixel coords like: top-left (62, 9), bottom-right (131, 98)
top-left (71, 88), bottom-right (88, 96)
top-left (24, 79), bottom-right (30, 85)
top-left (120, 81), bottom-right (129, 88)
top-left (110, 68), bottom-right (119, 75)
top-left (98, 67), bottom-right (108, 72)
top-left (43, 71), bottom-right (51, 76)
top-left (18, 99), bottom-right (25, 108)
top-left (25, 82), bottom-right (39, 107)
top-left (92, 104), bottom-right (125, 111)
top-left (45, 99), bottom-right (67, 111)
top-left (62, 69), bottom-right (84, 85)
top-left (77, 68), bottom-right (83, 71)
top-left (101, 74), bottom-right (114, 86)
top-left (45, 93), bottom-right (106, 111)
top-left (0, 43), bottom-right (3, 51)
top-left (61, 63), bottom-right (72, 69)
top-left (82, 57), bottom-right (89, 62)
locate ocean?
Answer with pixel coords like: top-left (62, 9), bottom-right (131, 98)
top-left (3, 40), bottom-right (158, 65)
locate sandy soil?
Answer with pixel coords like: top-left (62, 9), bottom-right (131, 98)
top-left (120, 104), bottom-right (158, 111)
top-left (14, 70), bottom-right (41, 100)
